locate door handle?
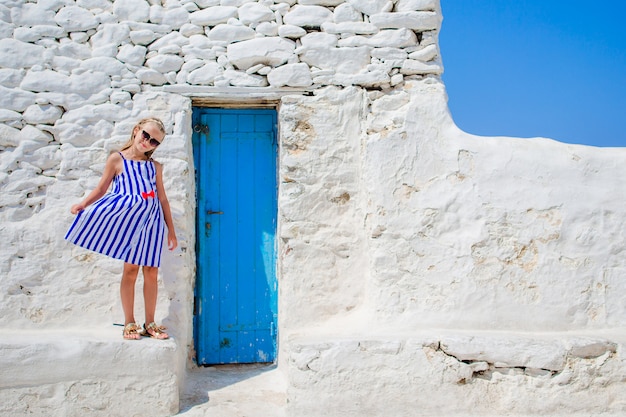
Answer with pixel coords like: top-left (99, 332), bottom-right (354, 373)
top-left (207, 210), bottom-right (223, 215)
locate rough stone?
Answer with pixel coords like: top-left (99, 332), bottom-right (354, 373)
top-left (394, 0), bottom-right (437, 12)
top-left (283, 5), bottom-right (333, 28)
top-left (238, 2), bottom-right (274, 25)
top-left (112, 0), bottom-right (151, 22)
top-left (54, 6), bottom-right (99, 32)
top-left (23, 104), bottom-right (64, 125)
top-left (227, 37), bottom-right (296, 70)
top-left (369, 11), bottom-right (440, 30)
top-left (267, 62), bottom-right (312, 87)
top-left (189, 6), bottom-right (238, 26)
top-left (207, 23), bottom-right (256, 43)
top-left (0, 39), bottom-right (47, 69)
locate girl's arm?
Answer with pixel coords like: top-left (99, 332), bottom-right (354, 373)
top-left (155, 161), bottom-right (178, 251)
top-left (70, 153), bottom-right (122, 214)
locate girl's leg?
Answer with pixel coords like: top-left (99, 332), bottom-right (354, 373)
top-left (142, 266), bottom-right (168, 339)
top-left (121, 262), bottom-right (141, 339)
top-left (142, 266), bottom-right (159, 325)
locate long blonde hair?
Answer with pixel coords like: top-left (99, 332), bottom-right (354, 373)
top-left (120, 117), bottom-right (166, 159)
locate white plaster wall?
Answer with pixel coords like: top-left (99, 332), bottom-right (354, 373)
top-left (277, 78), bottom-right (626, 335)
top-left (1, 0), bottom-right (625, 415)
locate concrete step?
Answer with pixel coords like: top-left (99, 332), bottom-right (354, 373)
top-left (285, 328), bottom-right (626, 417)
top-left (0, 325), bottom-right (181, 417)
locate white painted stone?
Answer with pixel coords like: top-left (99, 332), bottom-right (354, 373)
top-left (333, 3), bottom-right (362, 23)
top-left (299, 0), bottom-right (344, 6)
top-left (162, 6), bottom-right (190, 29)
top-left (371, 47), bottom-right (408, 60)
top-left (110, 91), bottom-right (131, 105)
top-left (19, 125), bottom-right (52, 145)
top-left (182, 45), bottom-right (219, 61)
top-left (0, 21), bottom-right (12, 40)
top-left (117, 44), bottom-right (148, 66)
top-left (238, 2), bottom-right (274, 25)
top-left (0, 86), bottom-right (36, 112)
top-left (57, 41), bottom-right (92, 60)
top-left (256, 21), bottom-right (279, 36)
top-left (180, 59), bottom-right (206, 74)
top-left (207, 23), bottom-right (256, 43)
top-left (0, 39), bottom-right (46, 69)
top-left (50, 55), bottom-right (80, 73)
top-left (136, 68), bottom-right (167, 85)
top-left (92, 43), bottom-right (119, 58)
top-left (81, 57), bottom-right (127, 76)
top-left (354, 27), bottom-right (418, 48)
top-left (348, 0), bottom-right (391, 16)
top-left (189, 6), bottom-right (238, 26)
top-left (186, 62), bottom-right (221, 85)
top-left (370, 11), bottom-right (440, 30)
top-left (146, 54), bottom-right (185, 73)
top-left (62, 104), bottom-right (131, 124)
top-left (267, 62), bottom-right (312, 87)
top-left (390, 72), bottom-right (403, 85)
top-left (321, 21), bottom-right (378, 35)
top-left (90, 23), bottom-right (131, 49)
top-left (223, 69), bottom-right (268, 87)
top-left (54, 6), bottom-right (99, 32)
top-left (149, 31), bottom-right (190, 51)
top-left (315, 68), bottom-right (390, 87)
top-left (0, 110), bottom-right (21, 124)
top-left (20, 69), bottom-right (111, 96)
top-left (179, 23), bottom-right (204, 37)
top-left (227, 37), bottom-right (295, 70)
top-left (13, 26), bottom-right (66, 43)
top-left (23, 104), bottom-right (63, 125)
top-left (194, 0), bottom-right (220, 6)
top-left (10, 3), bottom-right (56, 26)
top-left (130, 29), bottom-right (159, 45)
top-left (300, 32), bottom-right (338, 48)
top-left (408, 44), bottom-right (438, 61)
top-left (0, 124), bottom-right (21, 147)
top-left (28, 144), bottom-right (62, 171)
top-left (112, 0), bottom-right (151, 22)
top-left (278, 24), bottom-right (306, 39)
top-left (0, 69), bottom-right (24, 88)
top-left (300, 45), bottom-right (370, 74)
top-left (394, 0), bottom-right (437, 12)
top-left (400, 58), bottom-right (442, 74)
top-left (77, 0), bottom-right (112, 9)
top-left (283, 5), bottom-right (333, 28)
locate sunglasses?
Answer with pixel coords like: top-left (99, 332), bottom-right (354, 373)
top-left (141, 130), bottom-right (161, 147)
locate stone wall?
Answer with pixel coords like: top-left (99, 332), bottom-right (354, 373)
top-left (0, 0), bottom-right (443, 332)
top-left (1, 0), bottom-right (626, 416)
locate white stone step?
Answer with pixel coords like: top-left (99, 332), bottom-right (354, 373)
top-left (285, 329), bottom-right (626, 417)
top-left (0, 326), bottom-right (181, 417)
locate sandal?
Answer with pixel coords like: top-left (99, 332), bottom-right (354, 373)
top-left (123, 323), bottom-right (141, 340)
top-left (143, 322), bottom-right (169, 339)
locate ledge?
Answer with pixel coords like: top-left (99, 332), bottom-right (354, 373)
top-left (0, 326), bottom-right (181, 417)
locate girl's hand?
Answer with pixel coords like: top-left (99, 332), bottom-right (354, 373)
top-left (168, 232), bottom-right (178, 251)
top-left (70, 204), bottom-right (85, 214)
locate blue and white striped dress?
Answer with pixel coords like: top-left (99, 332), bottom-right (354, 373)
top-left (65, 153), bottom-right (165, 267)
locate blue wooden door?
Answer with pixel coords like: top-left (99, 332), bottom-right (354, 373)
top-left (193, 108), bottom-right (278, 365)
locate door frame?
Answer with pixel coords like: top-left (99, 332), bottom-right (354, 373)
top-left (191, 104), bottom-right (280, 365)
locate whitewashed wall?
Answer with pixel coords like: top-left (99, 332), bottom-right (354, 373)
top-left (1, 0), bottom-right (625, 415)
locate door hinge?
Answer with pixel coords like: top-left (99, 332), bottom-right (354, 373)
top-left (193, 296), bottom-right (198, 316)
top-left (193, 124), bottom-right (210, 135)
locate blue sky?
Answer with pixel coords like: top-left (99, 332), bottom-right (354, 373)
top-left (438, 0), bottom-right (625, 147)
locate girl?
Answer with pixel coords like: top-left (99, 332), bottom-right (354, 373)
top-left (65, 117), bottom-right (177, 340)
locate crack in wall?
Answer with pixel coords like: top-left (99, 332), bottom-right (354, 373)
top-left (434, 341), bottom-right (560, 384)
